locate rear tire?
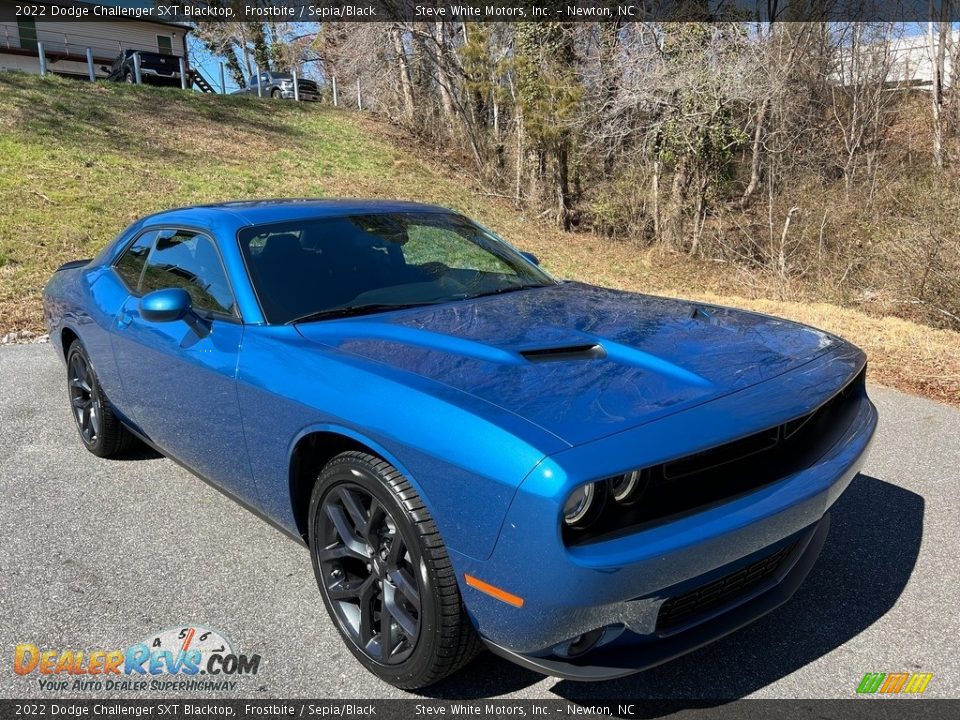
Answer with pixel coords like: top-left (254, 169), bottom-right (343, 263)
top-left (66, 341), bottom-right (134, 458)
top-left (308, 451), bottom-right (481, 689)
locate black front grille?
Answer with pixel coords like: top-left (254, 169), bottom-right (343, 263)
top-left (656, 541), bottom-right (797, 632)
top-left (564, 366), bottom-right (866, 546)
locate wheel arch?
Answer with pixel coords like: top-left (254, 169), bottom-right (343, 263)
top-left (288, 425), bottom-right (427, 542)
top-left (60, 326), bottom-right (80, 359)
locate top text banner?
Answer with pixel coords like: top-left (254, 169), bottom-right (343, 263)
top-left (1, 1), bottom-right (955, 23)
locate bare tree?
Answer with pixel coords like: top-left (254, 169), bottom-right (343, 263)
top-left (928, 0), bottom-right (952, 168)
top-left (829, 23), bottom-right (898, 194)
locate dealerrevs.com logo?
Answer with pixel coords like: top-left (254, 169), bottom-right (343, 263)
top-left (13, 626), bottom-right (261, 692)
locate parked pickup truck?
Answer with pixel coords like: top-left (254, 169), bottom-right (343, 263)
top-left (231, 71), bottom-right (320, 101)
top-left (105, 50), bottom-right (182, 87)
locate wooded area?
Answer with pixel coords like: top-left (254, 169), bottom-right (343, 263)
top-left (194, 20), bottom-right (960, 331)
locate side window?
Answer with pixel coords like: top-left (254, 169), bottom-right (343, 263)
top-left (140, 230), bottom-right (236, 317)
top-left (113, 231), bottom-right (157, 291)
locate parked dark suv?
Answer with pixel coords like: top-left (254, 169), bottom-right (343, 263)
top-left (232, 71), bottom-right (319, 101)
top-left (106, 50), bottom-right (182, 87)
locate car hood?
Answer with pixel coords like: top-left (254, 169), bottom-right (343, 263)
top-left (295, 283), bottom-right (843, 446)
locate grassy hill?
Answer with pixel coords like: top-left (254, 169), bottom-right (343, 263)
top-left (1, 72), bottom-right (957, 405)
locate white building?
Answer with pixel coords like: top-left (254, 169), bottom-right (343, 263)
top-left (885, 29), bottom-right (957, 89)
top-left (834, 28), bottom-right (958, 90)
top-left (0, 0), bottom-right (190, 79)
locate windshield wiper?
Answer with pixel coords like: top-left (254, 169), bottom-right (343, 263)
top-left (470, 282), bottom-right (550, 299)
top-left (288, 301), bottom-right (441, 324)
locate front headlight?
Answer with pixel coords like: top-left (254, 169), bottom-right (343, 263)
top-left (610, 469), bottom-right (647, 505)
top-left (562, 482), bottom-right (604, 528)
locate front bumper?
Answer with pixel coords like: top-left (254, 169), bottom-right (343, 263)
top-left (140, 68), bottom-right (179, 78)
top-left (279, 88), bottom-right (319, 101)
top-left (483, 514), bottom-right (830, 680)
top-left (452, 351), bottom-right (877, 680)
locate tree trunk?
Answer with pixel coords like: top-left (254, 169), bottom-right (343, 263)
top-left (515, 111), bottom-right (524, 204)
top-left (929, 7), bottom-right (950, 169)
top-left (652, 159), bottom-right (661, 240)
top-left (740, 96), bottom-right (771, 208)
top-left (554, 139), bottom-right (571, 230)
top-left (390, 25), bottom-right (415, 124)
top-left (664, 159), bottom-right (691, 248)
top-left (434, 21), bottom-right (457, 124)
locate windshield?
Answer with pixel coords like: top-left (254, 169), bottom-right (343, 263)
top-left (238, 212), bottom-right (555, 324)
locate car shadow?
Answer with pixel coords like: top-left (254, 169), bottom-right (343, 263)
top-left (419, 474), bottom-right (923, 705)
top-left (113, 441), bottom-right (164, 461)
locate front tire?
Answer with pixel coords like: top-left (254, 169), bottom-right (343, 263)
top-left (308, 451), bottom-right (480, 689)
top-left (66, 341), bottom-right (133, 458)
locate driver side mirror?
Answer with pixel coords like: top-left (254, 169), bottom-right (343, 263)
top-left (140, 288), bottom-right (210, 336)
top-left (140, 288), bottom-right (192, 323)
top-left (520, 251), bottom-right (540, 266)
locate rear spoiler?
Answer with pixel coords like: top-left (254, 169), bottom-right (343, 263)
top-left (55, 259), bottom-right (91, 272)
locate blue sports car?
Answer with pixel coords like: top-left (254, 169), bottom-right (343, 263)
top-left (43, 200), bottom-right (877, 688)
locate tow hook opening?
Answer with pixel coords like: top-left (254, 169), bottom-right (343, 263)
top-left (552, 624), bottom-right (625, 659)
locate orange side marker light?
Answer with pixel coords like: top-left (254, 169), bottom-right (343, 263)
top-left (464, 574), bottom-right (524, 608)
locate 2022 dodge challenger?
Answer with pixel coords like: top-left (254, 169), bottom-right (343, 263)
top-left (43, 200), bottom-right (877, 688)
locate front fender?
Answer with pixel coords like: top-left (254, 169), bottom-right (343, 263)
top-left (236, 325), bottom-right (566, 560)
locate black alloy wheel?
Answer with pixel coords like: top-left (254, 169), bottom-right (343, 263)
top-left (68, 349), bottom-right (100, 447)
top-left (65, 341), bottom-right (133, 458)
top-left (309, 451), bottom-right (480, 688)
top-left (317, 482), bottom-right (421, 665)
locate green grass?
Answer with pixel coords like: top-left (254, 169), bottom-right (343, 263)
top-left (1, 72), bottom-right (958, 406)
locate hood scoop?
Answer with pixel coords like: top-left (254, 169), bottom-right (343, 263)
top-left (691, 306), bottom-right (718, 323)
top-left (518, 343), bottom-right (606, 363)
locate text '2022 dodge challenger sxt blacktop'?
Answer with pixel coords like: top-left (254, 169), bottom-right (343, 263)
top-left (43, 200), bottom-right (877, 688)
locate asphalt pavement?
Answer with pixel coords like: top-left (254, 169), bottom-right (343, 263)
top-left (0, 342), bottom-right (956, 700)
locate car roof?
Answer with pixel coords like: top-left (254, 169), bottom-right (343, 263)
top-left (139, 199), bottom-right (453, 230)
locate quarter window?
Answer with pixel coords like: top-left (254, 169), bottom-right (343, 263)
top-left (140, 230), bottom-right (236, 317)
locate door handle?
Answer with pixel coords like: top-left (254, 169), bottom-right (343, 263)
top-left (117, 312), bottom-right (132, 328)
